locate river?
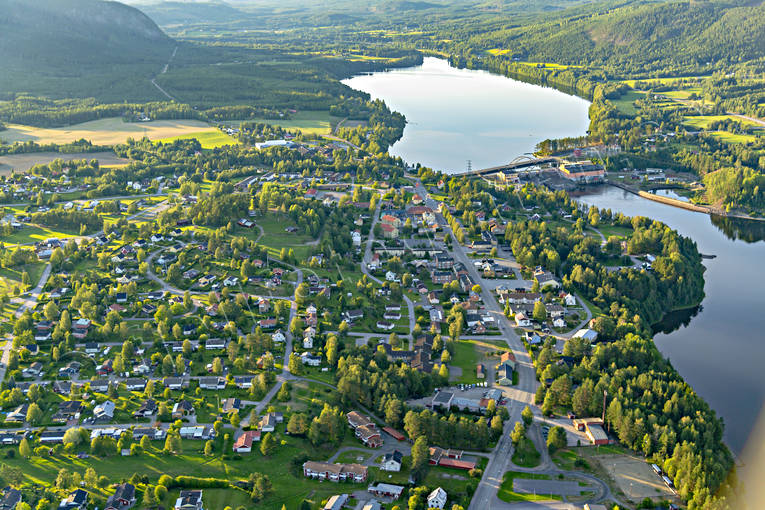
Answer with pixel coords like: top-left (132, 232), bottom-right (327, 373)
top-left (343, 57), bottom-right (591, 173)
top-left (344, 59), bottom-right (765, 455)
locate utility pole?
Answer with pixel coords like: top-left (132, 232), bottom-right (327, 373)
top-left (602, 389), bottom-right (608, 429)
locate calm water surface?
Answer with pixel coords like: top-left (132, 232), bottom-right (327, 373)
top-left (343, 57), bottom-right (591, 173)
top-left (345, 59), bottom-right (765, 455)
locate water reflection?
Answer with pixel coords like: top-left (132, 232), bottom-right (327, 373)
top-left (710, 215), bottom-right (765, 243)
top-left (652, 305), bottom-right (702, 335)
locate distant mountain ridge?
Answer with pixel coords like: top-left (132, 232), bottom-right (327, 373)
top-left (0, 0), bottom-right (176, 101)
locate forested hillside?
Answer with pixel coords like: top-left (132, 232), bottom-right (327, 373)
top-left (451, 0), bottom-right (765, 74)
top-left (0, 0), bottom-right (176, 101)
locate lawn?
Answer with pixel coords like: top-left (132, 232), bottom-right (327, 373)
top-left (594, 224), bottom-right (632, 239)
top-left (156, 130), bottom-right (240, 149)
top-left (254, 214), bottom-right (316, 259)
top-left (0, 118), bottom-right (219, 146)
top-left (498, 471), bottom-right (561, 502)
top-left (512, 437), bottom-right (541, 468)
top-left (450, 340), bottom-right (479, 384)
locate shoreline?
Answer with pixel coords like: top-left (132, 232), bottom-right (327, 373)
top-left (607, 180), bottom-right (765, 223)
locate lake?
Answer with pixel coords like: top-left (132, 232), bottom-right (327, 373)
top-left (343, 57), bottom-right (591, 173)
top-left (344, 58), bottom-right (765, 455)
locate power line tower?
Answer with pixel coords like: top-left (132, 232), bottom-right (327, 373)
top-left (466, 160), bottom-right (472, 174)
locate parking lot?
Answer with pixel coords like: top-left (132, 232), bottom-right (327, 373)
top-left (407, 384), bottom-right (512, 409)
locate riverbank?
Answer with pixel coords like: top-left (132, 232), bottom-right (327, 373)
top-left (607, 180), bottom-right (765, 223)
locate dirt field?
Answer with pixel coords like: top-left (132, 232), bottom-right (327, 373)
top-left (597, 453), bottom-right (675, 500)
top-left (0, 118), bottom-right (218, 146)
top-left (0, 151), bottom-right (129, 175)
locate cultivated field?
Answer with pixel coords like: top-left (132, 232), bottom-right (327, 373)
top-left (0, 118), bottom-right (219, 146)
top-left (596, 453), bottom-right (675, 500)
top-left (156, 130), bottom-right (239, 149)
top-left (0, 151), bottom-right (129, 175)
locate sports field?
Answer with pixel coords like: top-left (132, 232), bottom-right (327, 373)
top-left (0, 118), bottom-right (219, 146)
top-left (597, 454), bottom-right (675, 500)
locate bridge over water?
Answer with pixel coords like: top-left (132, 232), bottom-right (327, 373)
top-left (453, 155), bottom-right (560, 177)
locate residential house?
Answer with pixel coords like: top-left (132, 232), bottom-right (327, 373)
top-left (198, 376), bottom-right (226, 390)
top-left (174, 490), bottom-right (204, 510)
top-left (302, 462), bottom-right (368, 483)
top-left (105, 483), bottom-right (136, 510)
top-left (427, 488), bottom-right (448, 509)
top-left (0, 489), bottom-right (21, 510)
top-left (134, 399), bottom-right (157, 418)
top-left (6, 404), bottom-right (28, 423)
top-left (221, 398), bottom-right (242, 414)
top-left (172, 400), bottom-right (195, 419)
top-left (301, 352), bottom-right (321, 366)
top-left (381, 450), bottom-right (403, 472)
top-left (355, 425), bottom-right (382, 448)
top-left (125, 378), bottom-right (147, 391)
top-left (93, 400), bottom-right (116, 422)
top-left (59, 489), bottom-right (88, 510)
top-left (498, 351), bottom-right (517, 371)
top-left (205, 338), bottom-right (228, 351)
top-left (272, 330), bottom-right (286, 343)
top-left (233, 430), bottom-right (261, 453)
top-left (497, 364), bottom-right (514, 386)
top-left (323, 494), bottom-right (349, 510)
top-left (368, 484), bottom-right (405, 499)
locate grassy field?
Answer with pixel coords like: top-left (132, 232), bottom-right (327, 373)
top-left (0, 433), bottom-right (350, 510)
top-left (682, 114), bottom-right (760, 129)
top-left (0, 223), bottom-right (78, 245)
top-left (226, 110), bottom-right (341, 135)
top-left (0, 118), bottom-right (219, 146)
top-left (621, 76), bottom-right (704, 87)
top-left (610, 90), bottom-right (645, 116)
top-left (156, 130), bottom-right (240, 149)
top-left (709, 131), bottom-right (759, 144)
top-left (0, 262), bottom-right (46, 293)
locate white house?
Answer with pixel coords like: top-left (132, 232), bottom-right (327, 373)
top-left (514, 312), bottom-right (532, 327)
top-left (561, 293), bottom-right (577, 306)
top-left (301, 352), bottom-right (321, 366)
top-left (272, 330), bottom-right (286, 343)
top-left (303, 336), bottom-right (314, 349)
top-left (380, 450), bottom-right (403, 472)
top-left (427, 487), bottom-right (447, 509)
top-left (573, 328), bottom-right (598, 341)
top-left (385, 271), bottom-right (397, 282)
top-left (351, 231), bottom-right (362, 247)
